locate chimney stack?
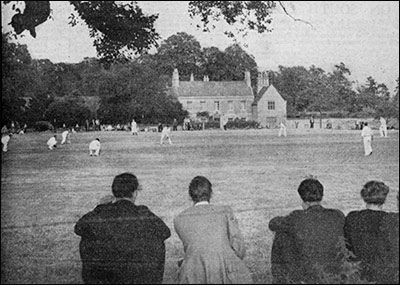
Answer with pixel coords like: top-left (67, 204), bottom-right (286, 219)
top-left (244, 70), bottom-right (251, 87)
top-left (190, 73), bottom-right (194, 81)
top-left (172, 68), bottom-right (179, 87)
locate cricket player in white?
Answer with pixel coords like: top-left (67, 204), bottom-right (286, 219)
top-left (361, 122), bottom-right (373, 156)
top-left (89, 138), bottom-right (101, 156)
top-left (47, 135), bottom-right (57, 150)
top-left (61, 129), bottom-right (70, 144)
top-left (379, 117), bottom-right (388, 137)
top-left (131, 119), bottom-right (138, 135)
top-left (1, 133), bottom-right (11, 152)
top-left (278, 122), bottom-right (287, 137)
top-left (160, 125), bottom-right (172, 145)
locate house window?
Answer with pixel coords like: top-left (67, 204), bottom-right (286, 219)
top-left (268, 101), bottom-right (275, 110)
top-left (228, 101), bottom-right (234, 111)
top-left (200, 101), bottom-right (206, 110)
top-left (214, 101), bottom-right (220, 111)
top-left (241, 100), bottom-right (246, 110)
top-left (187, 101), bottom-right (193, 110)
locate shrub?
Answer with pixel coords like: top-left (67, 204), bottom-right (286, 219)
top-left (226, 119), bottom-right (260, 129)
top-left (34, 121), bottom-right (54, 132)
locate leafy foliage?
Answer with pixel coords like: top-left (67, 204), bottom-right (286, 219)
top-left (188, 1), bottom-right (277, 38)
top-left (69, 1), bottom-right (160, 68)
top-left (44, 94), bottom-right (91, 127)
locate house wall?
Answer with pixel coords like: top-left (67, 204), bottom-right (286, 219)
top-left (256, 86), bottom-right (287, 128)
top-left (178, 96), bottom-right (254, 120)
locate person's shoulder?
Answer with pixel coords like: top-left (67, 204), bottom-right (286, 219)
top-left (325, 207), bottom-right (345, 218)
top-left (345, 210), bottom-right (361, 221)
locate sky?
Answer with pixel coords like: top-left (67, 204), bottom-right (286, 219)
top-left (2, 1), bottom-right (399, 93)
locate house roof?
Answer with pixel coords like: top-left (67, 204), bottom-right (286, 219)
top-left (252, 84), bottom-right (286, 106)
top-left (168, 81), bottom-right (254, 98)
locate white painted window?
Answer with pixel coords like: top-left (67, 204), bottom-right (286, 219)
top-left (200, 101), bottom-right (206, 110)
top-left (214, 101), bottom-right (220, 111)
top-left (268, 101), bottom-right (275, 110)
top-left (187, 101), bottom-right (193, 110)
top-left (228, 101), bottom-right (234, 111)
top-left (241, 100), bottom-right (246, 110)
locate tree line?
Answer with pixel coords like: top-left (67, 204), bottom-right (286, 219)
top-left (2, 31), bottom-right (399, 129)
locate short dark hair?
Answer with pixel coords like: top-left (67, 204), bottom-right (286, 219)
top-left (361, 181), bottom-right (389, 205)
top-left (112, 173), bottom-right (139, 198)
top-left (189, 176), bottom-right (212, 202)
top-left (297, 178), bottom-right (324, 202)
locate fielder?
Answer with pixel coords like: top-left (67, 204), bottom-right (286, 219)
top-left (131, 119), bottom-right (138, 135)
top-left (89, 138), bottom-right (101, 156)
top-left (47, 135), bottom-right (57, 150)
top-left (379, 117), bottom-right (388, 138)
top-left (61, 129), bottom-right (71, 144)
top-left (1, 133), bottom-right (11, 152)
top-left (278, 122), bottom-right (287, 137)
top-left (361, 122), bottom-right (373, 156)
top-left (160, 125), bottom-right (172, 145)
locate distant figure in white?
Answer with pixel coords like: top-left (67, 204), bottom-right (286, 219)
top-left (2, 133), bottom-right (11, 152)
top-left (47, 135), bottom-right (57, 150)
top-left (160, 125), bottom-right (172, 145)
top-left (61, 129), bottom-right (71, 144)
top-left (379, 117), bottom-right (388, 137)
top-left (361, 122), bottom-right (373, 156)
top-left (89, 138), bottom-right (101, 156)
top-left (131, 119), bottom-right (138, 135)
top-left (278, 122), bottom-right (287, 137)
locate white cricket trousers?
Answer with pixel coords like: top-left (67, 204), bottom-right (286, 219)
top-left (363, 136), bottom-right (372, 156)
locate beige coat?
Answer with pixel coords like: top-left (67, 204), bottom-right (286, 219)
top-left (174, 204), bottom-right (252, 284)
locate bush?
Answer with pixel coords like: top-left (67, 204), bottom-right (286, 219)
top-left (34, 121), bottom-right (54, 132)
top-left (226, 119), bottom-right (260, 129)
top-left (204, 121), bottom-right (220, 129)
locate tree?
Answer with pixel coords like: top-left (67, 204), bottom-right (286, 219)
top-left (4, 1), bottom-right (288, 67)
top-left (223, 44), bottom-right (258, 88)
top-left (4, 1), bottom-right (160, 68)
top-left (2, 32), bottom-right (39, 125)
top-left (44, 93), bottom-right (91, 127)
top-left (97, 62), bottom-right (187, 124)
top-left (148, 32), bottom-right (203, 81)
top-left (188, 1), bottom-right (277, 38)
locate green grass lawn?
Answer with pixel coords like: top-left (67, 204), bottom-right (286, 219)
top-left (1, 128), bottom-right (399, 284)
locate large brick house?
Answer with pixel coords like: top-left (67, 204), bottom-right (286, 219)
top-left (168, 69), bottom-right (286, 127)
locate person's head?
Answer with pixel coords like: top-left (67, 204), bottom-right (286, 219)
top-left (112, 172), bottom-right (140, 199)
top-left (189, 176), bottom-right (212, 203)
top-left (96, 138), bottom-right (100, 142)
top-left (360, 181), bottom-right (389, 206)
top-left (364, 122), bottom-right (368, 126)
top-left (298, 178), bottom-right (324, 203)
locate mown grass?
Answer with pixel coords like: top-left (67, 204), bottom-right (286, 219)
top-left (1, 128), bottom-right (399, 284)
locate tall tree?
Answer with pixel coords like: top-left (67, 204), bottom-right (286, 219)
top-left (151, 32), bottom-right (203, 81)
top-left (2, 32), bottom-right (38, 125)
top-left (4, 1), bottom-right (286, 67)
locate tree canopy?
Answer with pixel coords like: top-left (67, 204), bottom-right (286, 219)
top-left (3, 1), bottom-right (284, 67)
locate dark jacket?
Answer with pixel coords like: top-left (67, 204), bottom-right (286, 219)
top-left (380, 212), bottom-right (399, 284)
top-left (269, 205), bottom-right (345, 284)
top-left (344, 209), bottom-right (393, 283)
top-left (75, 199), bottom-right (171, 284)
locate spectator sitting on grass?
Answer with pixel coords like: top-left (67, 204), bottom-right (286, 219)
top-left (74, 172), bottom-right (171, 284)
top-left (344, 181), bottom-right (392, 284)
top-left (269, 177), bottom-right (345, 284)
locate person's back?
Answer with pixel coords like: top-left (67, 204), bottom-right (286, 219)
top-left (75, 173), bottom-right (171, 284)
top-left (380, 210), bottom-right (399, 284)
top-left (174, 176), bottom-right (252, 284)
top-left (269, 178), bottom-right (345, 284)
top-left (270, 205), bottom-right (345, 283)
top-left (344, 181), bottom-right (392, 283)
